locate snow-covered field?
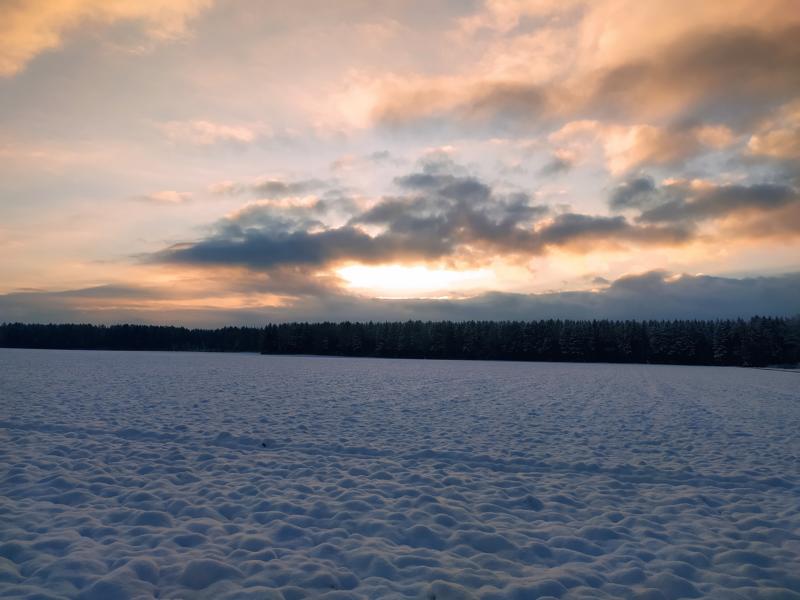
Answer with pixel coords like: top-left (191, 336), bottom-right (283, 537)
top-left (1, 349), bottom-right (799, 600)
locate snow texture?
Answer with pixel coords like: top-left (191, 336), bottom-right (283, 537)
top-left (1, 348), bottom-right (799, 599)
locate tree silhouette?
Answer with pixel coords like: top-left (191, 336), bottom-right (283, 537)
top-left (2, 317), bottom-right (799, 367)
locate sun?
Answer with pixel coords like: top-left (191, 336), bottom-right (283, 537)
top-left (336, 264), bottom-right (492, 298)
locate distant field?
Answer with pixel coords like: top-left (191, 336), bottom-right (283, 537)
top-left (1, 349), bottom-right (799, 599)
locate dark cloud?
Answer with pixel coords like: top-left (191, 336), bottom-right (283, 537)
top-left (609, 176), bottom-right (659, 210)
top-left (538, 155), bottom-right (573, 177)
top-left (607, 175), bottom-right (800, 239)
top-left (426, 271), bottom-right (800, 321)
top-left (4, 272), bottom-right (798, 326)
top-left (151, 148), bottom-right (800, 278)
top-left (535, 213), bottom-right (690, 247)
top-left (213, 204), bottom-right (325, 235)
top-left (597, 270), bottom-right (800, 319)
top-left (153, 165), bottom-right (697, 272)
top-left (154, 224), bottom-right (418, 270)
top-left (157, 170), bottom-right (549, 269)
top-left (394, 172), bottom-right (458, 190)
top-left (362, 171), bottom-right (690, 256)
top-left (352, 181), bottom-right (549, 256)
top-left (637, 182), bottom-right (799, 224)
top-left (393, 172), bottom-right (494, 200)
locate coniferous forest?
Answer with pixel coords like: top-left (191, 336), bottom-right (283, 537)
top-left (2, 317), bottom-right (799, 367)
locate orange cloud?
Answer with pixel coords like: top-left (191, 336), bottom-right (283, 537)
top-left (348, 0), bottom-right (800, 133)
top-left (0, 0), bottom-right (211, 77)
top-left (550, 121), bottom-right (736, 174)
top-left (134, 190), bottom-right (192, 204)
top-left (722, 202), bottom-right (800, 241)
top-left (748, 101), bottom-right (800, 159)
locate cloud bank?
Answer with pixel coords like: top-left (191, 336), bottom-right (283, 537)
top-left (2, 272), bottom-right (798, 326)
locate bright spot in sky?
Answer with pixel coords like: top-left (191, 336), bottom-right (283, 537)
top-left (337, 264), bottom-right (493, 297)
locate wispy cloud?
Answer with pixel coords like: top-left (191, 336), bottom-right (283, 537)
top-left (210, 177), bottom-right (328, 198)
top-left (159, 120), bottom-right (257, 145)
top-left (134, 190), bottom-right (192, 204)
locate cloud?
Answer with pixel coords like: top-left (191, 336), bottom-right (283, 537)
top-left (351, 181), bottom-right (551, 257)
top-left (533, 213), bottom-right (689, 249)
top-left (157, 224), bottom-right (397, 270)
top-left (371, 77), bottom-right (553, 133)
top-left (588, 25), bottom-right (800, 123)
top-left (538, 152), bottom-right (574, 177)
top-left (362, 8), bottom-right (799, 140)
top-left (0, 0), bottom-right (211, 77)
top-left (330, 150), bottom-right (401, 172)
top-left (608, 176), bottom-right (800, 239)
top-left (635, 182), bottom-right (799, 225)
top-left (747, 100), bottom-right (800, 159)
top-left (3, 271), bottom-right (798, 325)
top-left (0, 284), bottom-right (167, 323)
top-left (134, 190), bottom-right (192, 204)
top-left (723, 202), bottom-right (800, 240)
top-left (601, 124), bottom-right (735, 173)
top-left (2, 0), bottom-right (798, 330)
top-left (150, 165), bottom-right (698, 273)
top-left (595, 270), bottom-right (800, 319)
top-left (749, 129), bottom-right (800, 160)
top-left (609, 176), bottom-right (658, 211)
top-left (160, 120), bottom-right (257, 145)
top-left (460, 82), bottom-right (549, 127)
top-left (211, 177), bottom-right (328, 198)
top-left (377, 171), bottom-right (693, 253)
top-left (550, 120), bottom-right (736, 174)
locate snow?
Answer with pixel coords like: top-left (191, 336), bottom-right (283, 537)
top-left (1, 348), bottom-right (799, 599)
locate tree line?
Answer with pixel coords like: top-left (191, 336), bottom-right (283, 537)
top-left (0, 323), bottom-right (263, 353)
top-left (2, 317), bottom-right (799, 367)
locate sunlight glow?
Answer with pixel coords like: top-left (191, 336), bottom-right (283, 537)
top-left (337, 264), bottom-right (493, 297)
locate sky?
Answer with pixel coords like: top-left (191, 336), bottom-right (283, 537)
top-left (1, 0), bottom-right (799, 325)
